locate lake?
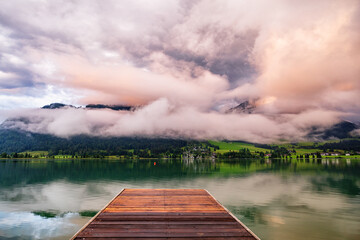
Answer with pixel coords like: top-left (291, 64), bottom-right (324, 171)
top-left (0, 158), bottom-right (359, 240)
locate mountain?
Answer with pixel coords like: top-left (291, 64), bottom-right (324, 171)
top-left (226, 100), bottom-right (256, 114)
top-left (42, 103), bottom-right (75, 109)
top-left (309, 121), bottom-right (359, 140)
top-left (0, 128), bottom-right (188, 156)
top-left (0, 102), bottom-right (358, 154)
top-left (225, 101), bottom-right (358, 139)
top-left (41, 103), bottom-right (134, 111)
top-left (0, 117), bottom-right (30, 130)
top-left (321, 121), bottom-right (358, 139)
top-left (85, 104), bottom-right (133, 111)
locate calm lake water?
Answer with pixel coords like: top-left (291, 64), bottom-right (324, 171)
top-left (0, 158), bottom-right (359, 240)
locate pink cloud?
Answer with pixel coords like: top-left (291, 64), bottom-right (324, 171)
top-left (0, 0), bottom-right (359, 142)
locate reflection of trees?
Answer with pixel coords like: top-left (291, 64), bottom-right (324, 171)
top-left (310, 177), bottom-right (359, 196)
top-left (0, 159), bottom-right (358, 193)
top-left (0, 159), bottom-right (221, 188)
top-left (182, 158), bottom-right (218, 174)
top-left (227, 205), bottom-right (267, 225)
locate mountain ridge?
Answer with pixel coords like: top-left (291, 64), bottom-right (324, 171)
top-left (41, 103), bottom-right (134, 111)
top-left (226, 100), bottom-right (256, 114)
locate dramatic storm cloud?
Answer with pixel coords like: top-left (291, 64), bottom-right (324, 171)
top-left (0, 0), bottom-right (359, 141)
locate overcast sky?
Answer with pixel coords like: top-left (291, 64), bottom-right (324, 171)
top-left (0, 0), bottom-right (359, 141)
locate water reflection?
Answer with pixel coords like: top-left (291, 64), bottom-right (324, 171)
top-left (0, 212), bottom-right (80, 239)
top-left (0, 158), bottom-right (359, 240)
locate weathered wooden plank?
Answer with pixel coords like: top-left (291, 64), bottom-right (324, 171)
top-left (82, 227), bottom-right (251, 233)
top-left (88, 223), bottom-right (242, 229)
top-left (75, 238), bottom-right (254, 240)
top-left (121, 189), bottom-right (208, 196)
top-left (71, 189), bottom-right (260, 240)
top-left (90, 220), bottom-right (240, 225)
top-left (76, 231), bottom-right (252, 238)
top-left (103, 208), bottom-right (225, 212)
top-left (95, 216), bottom-right (236, 222)
top-left (96, 212), bottom-right (234, 217)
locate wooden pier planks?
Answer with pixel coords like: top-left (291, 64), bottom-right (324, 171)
top-left (72, 189), bottom-right (260, 239)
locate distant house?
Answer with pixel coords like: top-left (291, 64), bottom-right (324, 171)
top-left (331, 153), bottom-right (339, 156)
top-left (345, 153), bottom-right (350, 156)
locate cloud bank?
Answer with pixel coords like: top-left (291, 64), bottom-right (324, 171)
top-left (0, 0), bottom-right (359, 142)
top-left (2, 99), bottom-right (341, 143)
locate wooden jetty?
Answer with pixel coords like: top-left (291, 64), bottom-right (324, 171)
top-left (71, 189), bottom-right (260, 239)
